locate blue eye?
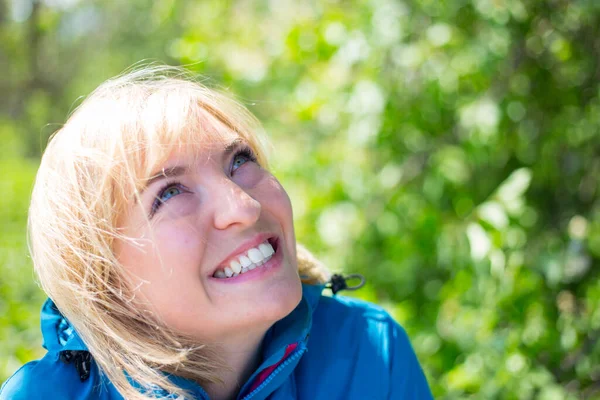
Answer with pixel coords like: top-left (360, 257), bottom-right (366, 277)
top-left (231, 147), bottom-right (257, 173)
top-left (232, 154), bottom-right (249, 170)
top-left (159, 185), bottom-right (182, 202)
top-left (151, 183), bottom-right (186, 216)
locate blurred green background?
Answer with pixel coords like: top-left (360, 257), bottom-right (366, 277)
top-left (1, 0), bottom-right (600, 398)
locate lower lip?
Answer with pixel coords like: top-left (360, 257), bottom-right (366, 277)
top-left (210, 242), bottom-right (283, 284)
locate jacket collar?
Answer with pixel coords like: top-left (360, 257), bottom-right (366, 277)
top-left (41, 299), bottom-right (87, 353)
top-left (262, 282), bottom-right (322, 360)
top-left (41, 283), bottom-right (325, 397)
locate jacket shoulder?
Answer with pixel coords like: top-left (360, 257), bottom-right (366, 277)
top-left (313, 293), bottom-right (407, 356)
top-left (293, 293), bottom-right (433, 399)
top-left (316, 292), bottom-right (397, 327)
top-left (1, 353), bottom-right (118, 400)
top-left (1, 361), bottom-right (43, 400)
top-left (297, 295), bottom-right (396, 391)
top-left (313, 293), bottom-right (418, 368)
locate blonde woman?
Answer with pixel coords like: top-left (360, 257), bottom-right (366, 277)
top-left (0, 66), bottom-right (432, 400)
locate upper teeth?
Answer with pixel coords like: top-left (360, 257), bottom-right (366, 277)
top-left (214, 241), bottom-right (275, 279)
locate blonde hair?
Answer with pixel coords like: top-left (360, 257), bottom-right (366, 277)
top-left (28, 65), bottom-right (329, 399)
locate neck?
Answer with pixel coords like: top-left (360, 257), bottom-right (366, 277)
top-left (203, 328), bottom-right (267, 400)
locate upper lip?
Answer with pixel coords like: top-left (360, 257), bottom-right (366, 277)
top-left (212, 232), bottom-right (276, 275)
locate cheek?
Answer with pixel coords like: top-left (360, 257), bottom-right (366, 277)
top-left (118, 222), bottom-right (205, 282)
top-left (258, 176), bottom-right (297, 256)
top-left (152, 223), bottom-right (206, 274)
top-left (260, 176), bottom-right (294, 222)
top-left (117, 224), bottom-right (208, 328)
top-left (158, 194), bottom-right (198, 219)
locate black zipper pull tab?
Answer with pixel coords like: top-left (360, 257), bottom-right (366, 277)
top-left (326, 273), bottom-right (366, 295)
top-left (59, 350), bottom-right (92, 382)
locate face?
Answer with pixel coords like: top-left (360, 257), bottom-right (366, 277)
top-left (114, 131), bottom-right (302, 343)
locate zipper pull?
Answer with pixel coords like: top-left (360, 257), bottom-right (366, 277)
top-left (326, 273), bottom-right (366, 295)
top-left (59, 350), bottom-right (92, 382)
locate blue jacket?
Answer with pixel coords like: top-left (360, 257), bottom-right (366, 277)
top-left (1, 284), bottom-right (433, 399)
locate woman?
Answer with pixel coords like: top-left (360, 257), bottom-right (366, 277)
top-left (1, 66), bottom-right (432, 399)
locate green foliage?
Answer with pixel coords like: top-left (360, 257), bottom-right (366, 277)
top-left (1, 0), bottom-right (600, 398)
top-left (0, 157), bottom-right (45, 381)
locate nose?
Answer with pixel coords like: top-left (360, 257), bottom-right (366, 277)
top-left (211, 178), bottom-right (261, 231)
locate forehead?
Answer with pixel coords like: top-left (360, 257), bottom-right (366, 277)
top-left (111, 95), bottom-right (268, 196)
top-left (137, 106), bottom-right (244, 167)
top-left (158, 131), bottom-right (243, 169)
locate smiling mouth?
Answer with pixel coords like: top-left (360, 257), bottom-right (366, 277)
top-left (213, 238), bottom-right (279, 279)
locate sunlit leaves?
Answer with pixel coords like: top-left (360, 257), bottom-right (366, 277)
top-left (2, 0), bottom-right (600, 398)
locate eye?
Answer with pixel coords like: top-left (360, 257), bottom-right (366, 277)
top-left (151, 182), bottom-right (188, 216)
top-left (160, 185), bottom-right (182, 202)
top-left (231, 147), bottom-right (258, 173)
top-left (232, 155), bottom-right (249, 170)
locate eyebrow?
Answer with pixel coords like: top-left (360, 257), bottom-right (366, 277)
top-left (143, 166), bottom-right (189, 191)
top-left (223, 137), bottom-right (244, 157)
top-left (140, 138), bottom-right (245, 193)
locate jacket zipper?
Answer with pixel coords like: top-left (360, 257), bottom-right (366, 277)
top-left (239, 346), bottom-right (306, 400)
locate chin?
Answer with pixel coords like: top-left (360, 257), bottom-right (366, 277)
top-left (281, 276), bottom-right (303, 313)
top-left (259, 273), bottom-right (303, 324)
